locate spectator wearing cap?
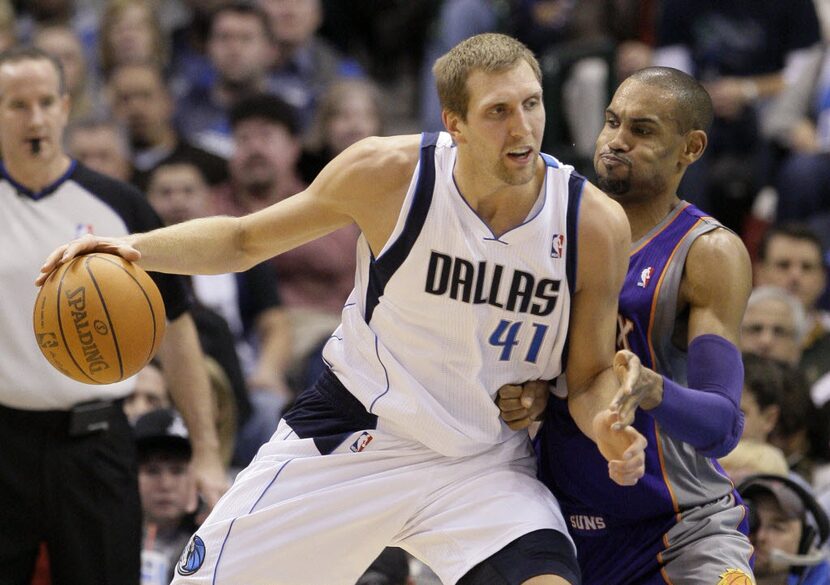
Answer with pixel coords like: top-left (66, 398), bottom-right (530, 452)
top-left (135, 408), bottom-right (198, 585)
top-left (214, 93), bottom-right (358, 371)
top-left (739, 474), bottom-right (830, 585)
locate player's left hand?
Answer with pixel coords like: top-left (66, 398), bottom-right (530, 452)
top-left (593, 409), bottom-right (647, 486)
top-left (497, 380), bottom-right (549, 430)
top-left (609, 350), bottom-right (663, 428)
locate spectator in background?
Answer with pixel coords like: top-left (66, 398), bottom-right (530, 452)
top-left (741, 286), bottom-right (808, 367)
top-left (299, 77), bottom-right (385, 183)
top-left (739, 474), bottom-right (830, 585)
top-left (719, 354), bottom-right (789, 484)
top-left (106, 62), bottom-right (228, 192)
top-left (216, 93), bottom-right (358, 367)
top-left (98, 0), bottom-right (168, 79)
top-left (175, 1), bottom-right (277, 158)
top-left (16, 0), bottom-right (98, 68)
top-left (147, 160), bottom-right (292, 466)
top-left (653, 0), bottom-right (822, 232)
top-left (135, 408), bottom-right (199, 585)
top-left (755, 224), bottom-right (830, 387)
top-left (34, 24), bottom-right (99, 122)
top-left (124, 360), bottom-right (171, 424)
top-left (258, 0), bottom-right (362, 128)
top-left (65, 117), bottom-right (133, 182)
top-left (0, 1), bottom-right (15, 52)
top-left (768, 363), bottom-right (830, 487)
top-left (762, 44), bottom-right (830, 225)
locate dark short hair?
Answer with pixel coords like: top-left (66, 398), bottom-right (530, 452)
top-left (758, 222), bottom-right (825, 265)
top-left (742, 353), bottom-right (786, 409)
top-left (210, 1), bottom-right (273, 44)
top-left (0, 45), bottom-right (66, 95)
top-left (229, 93), bottom-right (300, 136)
top-left (627, 66), bottom-right (713, 133)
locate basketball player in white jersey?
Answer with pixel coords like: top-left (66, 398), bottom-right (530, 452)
top-left (39, 33), bottom-right (646, 585)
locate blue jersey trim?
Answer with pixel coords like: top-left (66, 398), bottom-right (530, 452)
top-left (560, 172), bottom-right (584, 372)
top-left (364, 132), bottom-right (439, 323)
top-left (0, 159), bottom-right (77, 200)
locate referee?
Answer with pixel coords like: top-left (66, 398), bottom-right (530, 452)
top-left (0, 46), bottom-right (226, 584)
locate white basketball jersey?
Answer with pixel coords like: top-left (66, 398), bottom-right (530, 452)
top-left (323, 132), bottom-right (582, 457)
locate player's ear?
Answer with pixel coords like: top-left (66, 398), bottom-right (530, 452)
top-left (442, 109), bottom-right (465, 144)
top-left (681, 129), bottom-right (707, 165)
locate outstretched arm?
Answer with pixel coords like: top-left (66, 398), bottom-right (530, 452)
top-left (611, 229), bottom-right (752, 457)
top-left (37, 136), bottom-right (421, 283)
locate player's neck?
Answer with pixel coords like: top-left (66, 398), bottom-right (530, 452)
top-left (453, 159), bottom-right (544, 237)
top-left (623, 196), bottom-right (682, 242)
top-left (3, 153), bottom-right (72, 192)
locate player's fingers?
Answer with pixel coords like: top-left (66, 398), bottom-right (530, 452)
top-left (608, 461), bottom-right (643, 486)
top-left (498, 384), bottom-right (523, 400)
top-left (36, 244), bottom-right (71, 284)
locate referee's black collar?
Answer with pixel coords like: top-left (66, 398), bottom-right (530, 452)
top-left (0, 159), bottom-right (77, 200)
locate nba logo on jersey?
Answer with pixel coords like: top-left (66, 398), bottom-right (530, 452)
top-left (550, 234), bottom-right (565, 259)
top-left (350, 432), bottom-right (373, 453)
top-left (638, 267), bottom-right (653, 288)
top-left (74, 223), bottom-right (94, 238)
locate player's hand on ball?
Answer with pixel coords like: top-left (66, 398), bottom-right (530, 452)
top-left (593, 409), bottom-right (647, 486)
top-left (497, 379), bottom-right (549, 430)
top-left (609, 350), bottom-right (663, 428)
top-left (36, 233), bottom-right (140, 286)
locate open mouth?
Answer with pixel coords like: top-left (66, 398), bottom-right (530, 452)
top-left (506, 148), bottom-right (533, 164)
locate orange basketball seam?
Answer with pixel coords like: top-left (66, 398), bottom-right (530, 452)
top-left (85, 255), bottom-right (125, 382)
top-left (55, 258), bottom-right (97, 384)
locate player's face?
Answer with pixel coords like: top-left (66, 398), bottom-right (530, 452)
top-left (750, 493), bottom-right (802, 577)
top-left (757, 236), bottom-right (827, 310)
top-left (139, 454), bottom-right (193, 523)
top-left (148, 165), bottom-right (212, 225)
top-left (740, 299), bottom-right (801, 366)
top-left (0, 58), bottom-right (69, 164)
top-left (452, 61), bottom-right (545, 187)
top-left (594, 79), bottom-right (685, 202)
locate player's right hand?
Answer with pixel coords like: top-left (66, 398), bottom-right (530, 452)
top-left (35, 233), bottom-right (140, 286)
top-left (593, 409), bottom-right (647, 486)
top-left (497, 380), bottom-right (549, 430)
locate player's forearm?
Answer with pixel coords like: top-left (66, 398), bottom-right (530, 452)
top-left (567, 366), bottom-right (618, 441)
top-left (160, 314), bottom-right (222, 458)
top-left (129, 215), bottom-right (250, 275)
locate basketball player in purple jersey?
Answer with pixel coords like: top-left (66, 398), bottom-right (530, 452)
top-left (501, 68), bottom-right (755, 584)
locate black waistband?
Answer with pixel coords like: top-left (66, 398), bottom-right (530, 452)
top-left (0, 398), bottom-right (124, 431)
top-left (314, 368), bottom-right (376, 423)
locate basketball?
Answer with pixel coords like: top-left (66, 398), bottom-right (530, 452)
top-left (33, 253), bottom-right (166, 384)
top-left (716, 569), bottom-right (754, 585)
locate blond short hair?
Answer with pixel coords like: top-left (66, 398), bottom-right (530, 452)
top-left (432, 33), bottom-right (541, 120)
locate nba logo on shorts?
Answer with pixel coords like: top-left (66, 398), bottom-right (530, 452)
top-left (350, 431), bottom-right (373, 453)
top-left (177, 535), bottom-right (206, 576)
top-left (551, 234), bottom-right (565, 259)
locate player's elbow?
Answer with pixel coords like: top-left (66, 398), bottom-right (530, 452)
top-left (698, 409), bottom-right (744, 458)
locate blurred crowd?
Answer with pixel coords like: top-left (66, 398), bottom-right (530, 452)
top-left (10, 0), bottom-right (830, 583)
